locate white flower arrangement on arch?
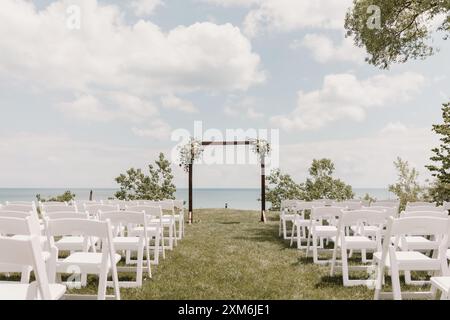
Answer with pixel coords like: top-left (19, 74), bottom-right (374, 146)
top-left (178, 138), bottom-right (204, 172)
top-left (249, 138), bottom-right (271, 161)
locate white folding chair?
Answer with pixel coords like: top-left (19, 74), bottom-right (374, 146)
top-left (290, 202), bottom-right (314, 249)
top-left (159, 200), bottom-right (178, 249)
top-left (173, 200), bottom-right (185, 240)
top-left (330, 210), bottom-right (386, 287)
top-left (45, 218), bottom-right (121, 300)
top-left (305, 207), bottom-right (342, 264)
top-left (374, 216), bottom-right (450, 300)
top-left (0, 215), bottom-right (53, 284)
top-left (126, 206), bottom-right (164, 264)
top-left (279, 200), bottom-right (302, 240)
top-left (0, 235), bottom-right (65, 300)
top-left (84, 204), bottom-right (118, 219)
top-left (99, 211), bottom-right (152, 287)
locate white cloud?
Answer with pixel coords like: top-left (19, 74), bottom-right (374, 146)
top-left (271, 72), bottom-right (426, 131)
top-left (161, 94), bottom-right (198, 113)
top-left (131, 0), bottom-right (163, 16)
top-left (132, 120), bottom-right (172, 141)
top-left (295, 33), bottom-right (365, 64)
top-left (0, 0), bottom-right (265, 125)
top-left (224, 96), bottom-right (264, 119)
top-left (58, 93), bottom-right (159, 123)
top-left (380, 122), bottom-right (409, 135)
top-left (199, 0), bottom-right (261, 7)
top-left (243, 0), bottom-right (352, 37)
top-left (278, 126), bottom-right (436, 189)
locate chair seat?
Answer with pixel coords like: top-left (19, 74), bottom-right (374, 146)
top-left (392, 236), bottom-right (438, 250)
top-left (56, 252), bottom-right (121, 274)
top-left (341, 236), bottom-right (377, 249)
top-left (374, 251), bottom-right (440, 270)
top-left (431, 277), bottom-right (450, 293)
top-left (55, 236), bottom-right (86, 251)
top-left (351, 225), bottom-right (380, 236)
top-left (0, 282), bottom-right (66, 300)
top-left (113, 237), bottom-right (140, 250)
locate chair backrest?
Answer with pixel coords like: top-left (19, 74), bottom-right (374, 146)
top-left (84, 204), bottom-right (119, 217)
top-left (45, 218), bottom-right (113, 239)
top-left (99, 210), bottom-right (145, 225)
top-left (159, 200), bottom-right (175, 214)
top-left (363, 206), bottom-right (397, 218)
top-left (0, 210), bottom-right (33, 219)
top-left (39, 201), bottom-right (67, 208)
top-left (5, 201), bottom-right (35, 206)
top-left (280, 200), bottom-right (301, 211)
top-left (339, 209), bottom-right (387, 228)
top-left (373, 200), bottom-right (400, 208)
top-left (106, 200), bottom-right (126, 209)
top-left (0, 235), bottom-right (54, 299)
top-left (0, 216), bottom-right (41, 237)
top-left (339, 201), bottom-right (362, 210)
top-left (310, 207), bottom-right (343, 221)
top-left (44, 211), bottom-right (89, 220)
top-left (126, 205), bottom-right (162, 219)
top-left (406, 201), bottom-right (436, 207)
top-left (400, 210), bottom-right (448, 218)
top-left (42, 205), bottom-right (78, 213)
top-left (405, 205), bottom-right (444, 212)
top-left (1, 204), bottom-right (37, 213)
top-left (173, 200), bottom-right (184, 211)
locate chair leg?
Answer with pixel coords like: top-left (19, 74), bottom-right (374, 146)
top-left (296, 225), bottom-right (302, 249)
top-left (330, 240), bottom-right (339, 276)
top-left (136, 244), bottom-right (144, 287)
top-left (153, 234), bottom-right (160, 265)
top-left (98, 270), bottom-right (107, 300)
top-left (283, 220), bottom-right (287, 239)
top-left (390, 252), bottom-right (402, 300)
top-left (289, 224), bottom-right (295, 247)
top-left (341, 247), bottom-right (350, 286)
top-left (313, 234), bottom-right (319, 264)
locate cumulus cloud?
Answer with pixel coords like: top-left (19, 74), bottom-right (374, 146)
top-left (271, 72), bottom-right (426, 131)
top-left (224, 96), bottom-right (264, 119)
top-left (199, 0), bottom-right (261, 7)
top-left (279, 126), bottom-right (436, 188)
top-left (0, 0), bottom-right (265, 136)
top-left (131, 0), bottom-right (163, 16)
top-left (294, 33), bottom-right (366, 64)
top-left (243, 0), bottom-right (353, 37)
top-left (161, 94), bottom-right (198, 113)
top-left (131, 119), bottom-right (172, 140)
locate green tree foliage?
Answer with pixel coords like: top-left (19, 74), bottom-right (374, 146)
top-left (115, 153), bottom-right (176, 201)
top-left (304, 159), bottom-right (354, 201)
top-left (265, 169), bottom-right (305, 210)
top-left (36, 190), bottom-right (76, 203)
top-left (426, 102), bottom-right (450, 204)
top-left (389, 157), bottom-right (428, 210)
top-left (345, 0), bottom-right (450, 69)
top-left (266, 159), bottom-right (354, 210)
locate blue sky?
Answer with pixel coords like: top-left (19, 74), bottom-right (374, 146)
top-left (0, 0), bottom-right (449, 189)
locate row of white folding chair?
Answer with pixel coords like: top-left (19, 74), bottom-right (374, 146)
top-left (373, 216), bottom-right (450, 300)
top-left (0, 211), bottom-right (51, 284)
top-left (44, 217), bottom-right (121, 300)
top-left (0, 216), bottom-right (66, 300)
top-left (280, 200), bottom-right (325, 240)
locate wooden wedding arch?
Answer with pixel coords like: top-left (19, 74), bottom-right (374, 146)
top-left (187, 140), bottom-right (267, 224)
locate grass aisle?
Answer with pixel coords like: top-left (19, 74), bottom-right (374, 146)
top-left (122, 209), bottom-right (372, 300)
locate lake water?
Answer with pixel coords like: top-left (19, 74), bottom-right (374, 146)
top-left (0, 188), bottom-right (395, 210)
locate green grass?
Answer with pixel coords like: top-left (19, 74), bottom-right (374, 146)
top-left (69, 209), bottom-right (377, 299)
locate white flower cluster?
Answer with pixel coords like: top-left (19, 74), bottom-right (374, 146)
top-left (178, 138), bottom-right (204, 172)
top-left (249, 138), bottom-right (271, 160)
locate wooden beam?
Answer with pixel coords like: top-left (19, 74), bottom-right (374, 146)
top-left (261, 156), bottom-right (266, 222)
top-left (188, 163), bottom-right (193, 224)
top-left (201, 141), bottom-right (252, 146)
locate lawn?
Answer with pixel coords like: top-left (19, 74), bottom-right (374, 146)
top-left (109, 209), bottom-right (374, 300)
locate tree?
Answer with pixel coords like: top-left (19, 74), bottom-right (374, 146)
top-left (36, 190), bottom-right (76, 203)
top-left (304, 159), bottom-right (354, 201)
top-left (389, 157), bottom-right (428, 210)
top-left (345, 0), bottom-right (449, 69)
top-left (115, 153), bottom-right (176, 201)
top-left (426, 102), bottom-right (450, 204)
top-left (265, 169), bottom-right (305, 210)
